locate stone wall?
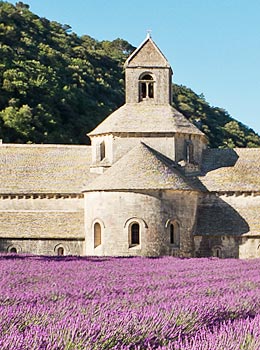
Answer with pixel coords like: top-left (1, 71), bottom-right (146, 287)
top-left (91, 134), bottom-right (113, 167)
top-left (175, 133), bottom-right (206, 166)
top-left (218, 193), bottom-right (260, 234)
top-left (0, 238), bottom-right (84, 255)
top-left (91, 132), bottom-right (206, 170)
top-left (0, 195), bottom-right (85, 255)
top-left (0, 211), bottom-right (84, 239)
top-left (0, 195), bottom-right (83, 211)
top-left (194, 235), bottom-right (240, 258)
top-left (195, 193), bottom-right (260, 258)
top-left (239, 236), bottom-right (260, 259)
top-left (125, 67), bottom-right (172, 104)
top-left (84, 190), bottom-right (198, 257)
top-left (112, 134), bottom-right (175, 164)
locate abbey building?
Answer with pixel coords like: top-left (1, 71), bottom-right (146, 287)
top-left (0, 35), bottom-right (260, 258)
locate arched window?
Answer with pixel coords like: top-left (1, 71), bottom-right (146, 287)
top-left (213, 247), bottom-right (222, 258)
top-left (95, 141), bottom-right (106, 162)
top-left (100, 141), bottom-right (105, 161)
top-left (170, 221), bottom-right (180, 247)
top-left (170, 224), bottom-right (174, 244)
top-left (94, 222), bottom-right (102, 248)
top-left (139, 74), bottom-right (155, 100)
top-left (57, 247), bottom-right (64, 256)
top-left (186, 140), bottom-right (194, 164)
top-left (130, 223), bottom-right (140, 245)
top-left (10, 247), bottom-right (17, 253)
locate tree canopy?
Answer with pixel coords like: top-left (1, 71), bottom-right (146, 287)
top-left (0, 1), bottom-right (135, 144)
top-left (0, 1), bottom-right (259, 148)
top-left (172, 85), bottom-right (260, 148)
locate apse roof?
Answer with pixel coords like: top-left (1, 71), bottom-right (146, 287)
top-left (84, 142), bottom-right (203, 192)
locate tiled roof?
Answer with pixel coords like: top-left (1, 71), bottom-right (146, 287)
top-left (195, 200), bottom-right (250, 236)
top-left (0, 144), bottom-right (95, 194)
top-left (84, 142), bottom-right (203, 192)
top-left (88, 103), bottom-right (205, 136)
top-left (199, 148), bottom-right (260, 192)
top-left (195, 193), bottom-right (260, 236)
top-left (0, 210), bottom-right (84, 239)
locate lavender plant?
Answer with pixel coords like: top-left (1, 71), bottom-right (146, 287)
top-left (0, 256), bottom-right (260, 349)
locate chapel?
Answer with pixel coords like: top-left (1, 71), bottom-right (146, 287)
top-left (0, 34), bottom-right (260, 258)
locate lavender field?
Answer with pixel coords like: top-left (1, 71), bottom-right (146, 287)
top-left (1, 256), bottom-right (260, 350)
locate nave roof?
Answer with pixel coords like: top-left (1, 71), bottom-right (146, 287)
top-left (0, 144), bottom-right (95, 194)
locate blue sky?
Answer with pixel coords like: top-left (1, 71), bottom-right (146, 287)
top-left (8, 0), bottom-right (260, 134)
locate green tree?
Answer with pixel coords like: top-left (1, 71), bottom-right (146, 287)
top-left (172, 84), bottom-right (260, 148)
top-left (0, 104), bottom-right (32, 137)
top-left (0, 1), bottom-right (259, 149)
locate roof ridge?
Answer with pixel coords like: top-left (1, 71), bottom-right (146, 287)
top-left (140, 142), bottom-right (178, 169)
top-left (0, 144), bottom-right (90, 149)
top-left (124, 36), bottom-right (170, 68)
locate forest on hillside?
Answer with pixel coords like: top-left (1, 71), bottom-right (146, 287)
top-left (0, 1), bottom-right (260, 148)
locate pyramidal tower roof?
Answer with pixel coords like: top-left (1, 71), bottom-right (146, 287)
top-left (88, 103), bottom-right (204, 136)
top-left (84, 142), bottom-right (202, 192)
top-left (124, 33), bottom-right (171, 68)
top-left (88, 34), bottom-right (205, 139)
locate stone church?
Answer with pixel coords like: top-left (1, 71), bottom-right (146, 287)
top-left (0, 35), bottom-right (260, 258)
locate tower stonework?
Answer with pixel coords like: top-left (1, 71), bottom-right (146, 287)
top-left (124, 35), bottom-right (173, 105)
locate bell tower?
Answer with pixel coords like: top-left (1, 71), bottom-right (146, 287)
top-left (88, 34), bottom-right (207, 174)
top-left (124, 33), bottom-right (173, 105)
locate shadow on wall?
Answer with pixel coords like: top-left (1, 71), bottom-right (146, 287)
top-left (0, 240), bottom-right (22, 255)
top-left (195, 195), bottom-right (250, 258)
top-left (201, 148), bottom-right (239, 175)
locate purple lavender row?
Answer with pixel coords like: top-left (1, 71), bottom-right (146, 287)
top-left (0, 256), bottom-right (259, 349)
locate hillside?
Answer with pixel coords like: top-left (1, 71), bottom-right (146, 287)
top-left (0, 1), bottom-right (260, 148)
top-left (172, 85), bottom-right (260, 148)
